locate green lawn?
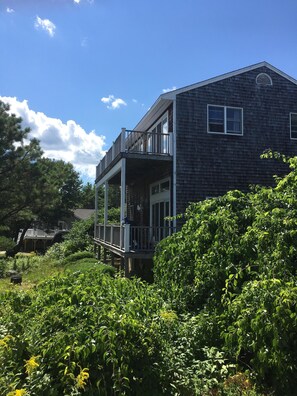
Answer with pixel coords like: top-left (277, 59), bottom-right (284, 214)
top-left (0, 254), bottom-right (115, 293)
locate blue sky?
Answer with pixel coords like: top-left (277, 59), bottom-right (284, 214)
top-left (1, 0), bottom-right (297, 181)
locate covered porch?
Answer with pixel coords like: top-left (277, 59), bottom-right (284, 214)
top-left (94, 126), bottom-right (175, 276)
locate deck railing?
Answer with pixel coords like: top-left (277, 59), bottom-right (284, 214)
top-left (96, 128), bottom-right (173, 179)
top-left (94, 224), bottom-right (175, 253)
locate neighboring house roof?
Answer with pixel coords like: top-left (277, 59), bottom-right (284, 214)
top-left (134, 61), bottom-right (297, 132)
top-left (73, 209), bottom-right (95, 221)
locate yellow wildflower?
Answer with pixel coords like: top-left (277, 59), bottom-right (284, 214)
top-left (7, 389), bottom-right (28, 396)
top-left (25, 356), bottom-right (39, 375)
top-left (0, 335), bottom-right (13, 349)
top-left (76, 368), bottom-right (89, 389)
top-left (160, 310), bottom-right (178, 322)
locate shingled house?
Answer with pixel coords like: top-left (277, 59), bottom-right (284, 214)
top-left (94, 61), bottom-right (297, 279)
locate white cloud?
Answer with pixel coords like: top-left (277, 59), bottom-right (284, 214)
top-left (81, 37), bottom-right (88, 47)
top-left (34, 16), bottom-right (56, 37)
top-left (74, 0), bottom-right (94, 4)
top-left (6, 7), bottom-right (15, 13)
top-left (0, 96), bottom-right (106, 180)
top-left (162, 86), bottom-right (177, 93)
top-left (101, 95), bottom-right (127, 110)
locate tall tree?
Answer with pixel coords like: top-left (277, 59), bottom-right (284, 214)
top-left (0, 101), bottom-right (82, 250)
top-left (79, 182), bottom-right (95, 208)
top-left (0, 101), bottom-right (42, 226)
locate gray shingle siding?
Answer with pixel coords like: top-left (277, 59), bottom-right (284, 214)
top-left (175, 66), bottom-right (297, 215)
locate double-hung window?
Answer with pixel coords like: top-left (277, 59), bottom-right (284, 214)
top-left (290, 113), bottom-right (297, 140)
top-left (208, 105), bottom-right (243, 135)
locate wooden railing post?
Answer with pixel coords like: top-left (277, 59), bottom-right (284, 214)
top-left (169, 132), bottom-right (173, 155)
top-left (110, 224), bottom-right (114, 245)
top-left (121, 128), bottom-right (126, 152)
top-left (124, 224), bottom-right (130, 252)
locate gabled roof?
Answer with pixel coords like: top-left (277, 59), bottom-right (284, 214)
top-left (134, 61), bottom-right (297, 132)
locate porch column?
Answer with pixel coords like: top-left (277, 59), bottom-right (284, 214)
top-left (94, 184), bottom-right (98, 238)
top-left (104, 181), bottom-right (109, 241)
top-left (120, 158), bottom-right (126, 249)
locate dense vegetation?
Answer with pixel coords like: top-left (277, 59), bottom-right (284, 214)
top-left (154, 152), bottom-right (297, 395)
top-left (1, 151), bottom-right (297, 395)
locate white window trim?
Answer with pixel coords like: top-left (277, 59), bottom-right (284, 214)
top-left (149, 111), bottom-right (168, 133)
top-left (290, 112), bottom-right (297, 140)
top-left (150, 177), bottom-right (171, 204)
top-left (207, 104), bottom-right (244, 136)
top-left (256, 73), bottom-right (273, 86)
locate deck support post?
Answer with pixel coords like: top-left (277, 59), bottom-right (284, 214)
top-left (120, 257), bottom-right (125, 271)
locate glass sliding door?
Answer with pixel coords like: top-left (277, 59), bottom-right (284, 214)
top-left (150, 178), bottom-right (170, 243)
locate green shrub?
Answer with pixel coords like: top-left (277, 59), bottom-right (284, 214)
top-left (63, 218), bottom-right (94, 256)
top-left (64, 260), bottom-right (117, 277)
top-left (63, 251), bottom-right (95, 265)
top-left (0, 259), bottom-right (7, 278)
top-left (0, 236), bottom-right (15, 252)
top-left (153, 154), bottom-right (297, 393)
top-left (225, 278), bottom-right (297, 395)
top-left (0, 270), bottom-right (165, 395)
top-left (44, 242), bottom-right (67, 262)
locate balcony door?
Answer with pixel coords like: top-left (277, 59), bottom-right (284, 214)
top-left (147, 113), bottom-right (169, 154)
top-left (150, 179), bottom-right (170, 242)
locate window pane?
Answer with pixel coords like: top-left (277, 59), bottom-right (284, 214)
top-left (291, 113), bottom-right (297, 139)
top-left (227, 108), bottom-right (242, 134)
top-left (152, 185), bottom-right (159, 195)
top-left (209, 106), bottom-right (224, 133)
top-left (162, 117), bottom-right (168, 134)
top-left (161, 180), bottom-right (170, 191)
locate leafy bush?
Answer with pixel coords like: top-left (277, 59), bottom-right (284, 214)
top-left (0, 259), bottom-right (7, 278)
top-left (0, 270), bottom-right (165, 395)
top-left (44, 242), bottom-right (67, 262)
top-left (225, 278), bottom-right (297, 395)
top-left (63, 251), bottom-right (95, 265)
top-left (0, 268), bottom-right (259, 395)
top-left (44, 218), bottom-right (94, 263)
top-left (0, 236), bottom-right (15, 252)
top-left (154, 154), bottom-right (297, 393)
top-left (63, 218), bottom-right (94, 256)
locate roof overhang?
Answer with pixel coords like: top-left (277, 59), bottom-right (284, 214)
top-left (134, 97), bottom-right (173, 132)
top-left (133, 61), bottom-right (297, 132)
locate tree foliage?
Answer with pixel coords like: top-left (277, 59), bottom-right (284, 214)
top-left (0, 101), bottom-right (42, 226)
top-left (79, 182), bottom-right (95, 209)
top-left (0, 101), bottom-right (82, 245)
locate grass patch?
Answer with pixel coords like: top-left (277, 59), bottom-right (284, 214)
top-left (65, 258), bottom-right (116, 276)
top-left (0, 252), bottom-right (114, 293)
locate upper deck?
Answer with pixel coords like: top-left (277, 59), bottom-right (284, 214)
top-left (96, 128), bottom-right (173, 182)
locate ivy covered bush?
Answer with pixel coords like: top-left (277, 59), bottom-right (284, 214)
top-left (154, 153), bottom-right (297, 394)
